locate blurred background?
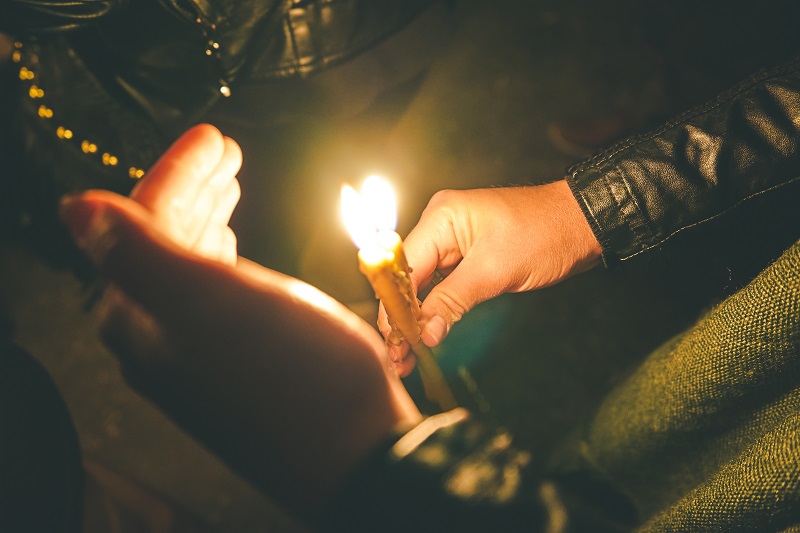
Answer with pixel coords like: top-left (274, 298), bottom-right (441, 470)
top-left (3, 0), bottom-right (800, 530)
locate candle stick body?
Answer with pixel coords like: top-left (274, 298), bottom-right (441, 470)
top-left (358, 232), bottom-right (457, 411)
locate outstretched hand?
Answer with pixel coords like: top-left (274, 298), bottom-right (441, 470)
top-left (59, 125), bottom-right (421, 521)
top-left (381, 181), bottom-right (602, 376)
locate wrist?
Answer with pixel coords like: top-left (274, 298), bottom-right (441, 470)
top-left (555, 179), bottom-right (603, 273)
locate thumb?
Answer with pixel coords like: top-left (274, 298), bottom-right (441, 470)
top-left (59, 190), bottom-right (225, 322)
top-left (417, 253), bottom-right (505, 347)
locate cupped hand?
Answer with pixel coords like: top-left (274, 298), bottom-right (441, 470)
top-left (97, 124), bottom-right (242, 379)
top-left (381, 181), bottom-right (602, 376)
top-left (128, 123), bottom-right (242, 263)
top-left (59, 125), bottom-right (421, 522)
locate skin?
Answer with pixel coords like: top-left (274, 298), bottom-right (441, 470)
top-left (379, 182), bottom-right (603, 377)
top-left (59, 125), bottom-right (422, 523)
top-left (59, 124), bottom-right (601, 519)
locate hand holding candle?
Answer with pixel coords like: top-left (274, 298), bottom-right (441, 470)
top-left (342, 177), bottom-right (457, 411)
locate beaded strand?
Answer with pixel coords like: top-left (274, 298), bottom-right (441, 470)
top-left (13, 41), bottom-right (146, 180)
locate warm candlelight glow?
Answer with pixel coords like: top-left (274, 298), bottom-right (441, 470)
top-left (341, 175), bottom-right (397, 250)
top-left (341, 175), bottom-right (457, 412)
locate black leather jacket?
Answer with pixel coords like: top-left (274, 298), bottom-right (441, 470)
top-left (567, 57), bottom-right (800, 268)
top-left (1, 0), bottom-right (441, 231)
top-left (3, 0), bottom-right (435, 121)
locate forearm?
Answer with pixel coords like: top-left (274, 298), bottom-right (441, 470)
top-left (567, 57), bottom-right (800, 266)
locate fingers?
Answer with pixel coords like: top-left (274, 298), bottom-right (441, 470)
top-left (402, 192), bottom-right (466, 292)
top-left (186, 176), bottom-right (240, 263)
top-left (209, 177), bottom-right (242, 228)
top-left (67, 126), bottom-right (243, 380)
top-left (379, 312), bottom-right (410, 373)
top-left (376, 191), bottom-right (468, 370)
top-left (59, 190), bottom-right (228, 322)
top-left (389, 349), bottom-right (416, 378)
top-left (402, 229), bottom-right (444, 292)
top-left (194, 224), bottom-right (238, 264)
top-left (380, 253), bottom-right (503, 367)
top-left (207, 137), bottom-right (243, 189)
top-left (220, 226), bottom-right (238, 265)
top-left (374, 193), bottom-right (460, 374)
top-left (131, 125), bottom-right (242, 253)
top-left (131, 124), bottom-right (227, 215)
top-left (378, 190), bottom-right (473, 354)
top-left (131, 125), bottom-right (241, 264)
top-left (180, 137), bottom-right (242, 246)
top-left (418, 251), bottom-right (508, 347)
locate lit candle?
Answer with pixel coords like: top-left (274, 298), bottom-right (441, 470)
top-left (342, 176), bottom-right (457, 411)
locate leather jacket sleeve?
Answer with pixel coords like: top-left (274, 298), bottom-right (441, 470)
top-left (566, 57), bottom-right (800, 267)
top-left (0, 0), bottom-right (123, 34)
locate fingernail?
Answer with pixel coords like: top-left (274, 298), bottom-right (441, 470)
top-left (58, 195), bottom-right (113, 265)
top-left (422, 315), bottom-right (449, 347)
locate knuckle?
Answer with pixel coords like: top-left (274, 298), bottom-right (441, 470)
top-left (223, 225), bottom-right (237, 244)
top-left (229, 177), bottom-right (241, 200)
top-left (432, 289), bottom-right (469, 323)
top-left (427, 189), bottom-right (460, 211)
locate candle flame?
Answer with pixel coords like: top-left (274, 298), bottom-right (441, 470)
top-left (341, 175), bottom-right (398, 250)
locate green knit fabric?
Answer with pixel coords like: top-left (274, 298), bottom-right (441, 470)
top-left (580, 240), bottom-right (800, 530)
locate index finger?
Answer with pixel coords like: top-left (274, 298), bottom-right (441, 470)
top-left (130, 124), bottom-right (227, 212)
top-left (403, 215), bottom-right (463, 293)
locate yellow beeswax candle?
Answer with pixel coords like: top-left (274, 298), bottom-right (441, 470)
top-left (358, 231), bottom-right (456, 411)
top-left (342, 177), bottom-right (457, 411)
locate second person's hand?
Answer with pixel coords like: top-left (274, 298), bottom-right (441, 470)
top-left (381, 181), bottom-right (602, 376)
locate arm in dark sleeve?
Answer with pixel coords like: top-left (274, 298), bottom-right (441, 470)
top-left (0, 0), bottom-right (123, 34)
top-left (323, 409), bottom-right (635, 532)
top-left (567, 57), bottom-right (800, 266)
